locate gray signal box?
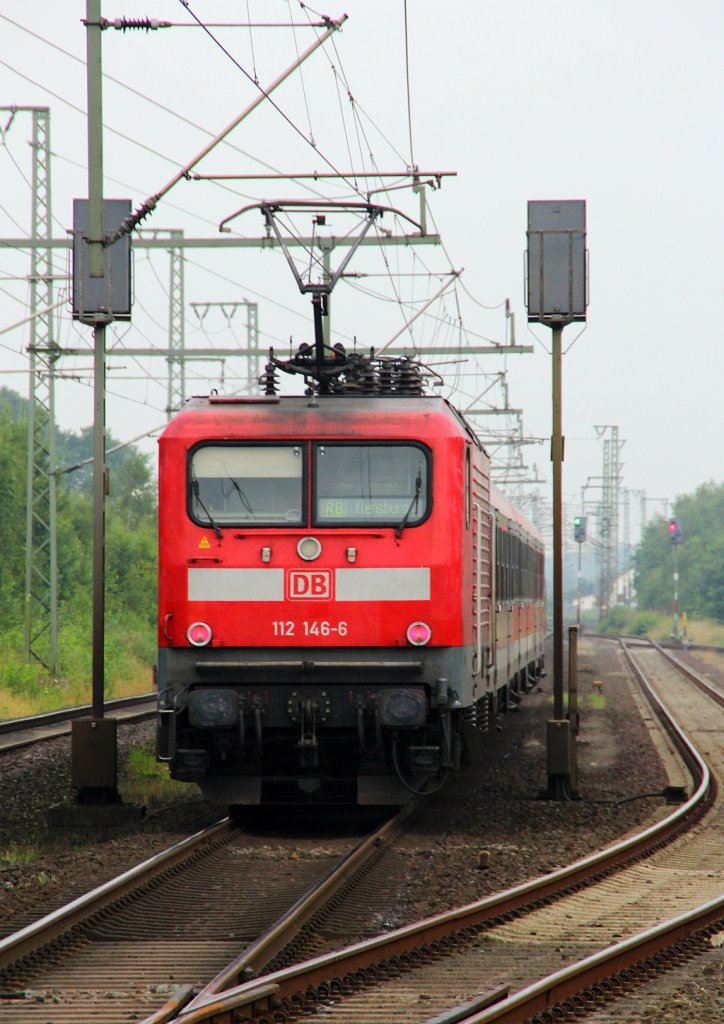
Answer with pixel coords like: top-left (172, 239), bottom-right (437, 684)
top-left (526, 200), bottom-right (587, 322)
top-left (72, 199), bottom-right (132, 323)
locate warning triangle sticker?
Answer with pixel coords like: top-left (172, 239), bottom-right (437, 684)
top-left (198, 536), bottom-right (211, 549)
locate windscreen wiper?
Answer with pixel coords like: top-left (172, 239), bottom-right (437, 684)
top-left (227, 476), bottom-right (254, 515)
top-left (192, 479), bottom-right (222, 540)
top-left (395, 469), bottom-right (422, 539)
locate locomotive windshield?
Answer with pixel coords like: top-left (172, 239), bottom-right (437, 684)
top-left (189, 444), bottom-right (304, 525)
top-left (187, 442), bottom-right (429, 528)
top-left (314, 443), bottom-right (429, 525)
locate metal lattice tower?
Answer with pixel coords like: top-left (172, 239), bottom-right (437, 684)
top-left (22, 107), bottom-right (59, 670)
top-left (596, 425), bottom-right (623, 618)
top-left (246, 301), bottom-right (260, 385)
top-left (622, 488), bottom-right (632, 604)
top-left (466, 375), bottom-right (542, 486)
top-left (132, 236), bottom-right (260, 415)
top-left (189, 301), bottom-right (261, 392)
top-left (166, 230), bottom-right (186, 416)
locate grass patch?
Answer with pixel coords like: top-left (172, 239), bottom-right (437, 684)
top-left (547, 690), bottom-right (608, 712)
top-left (0, 844), bottom-right (60, 885)
top-left (595, 609), bottom-right (724, 645)
top-left (0, 613), bottom-right (154, 720)
top-left (0, 843), bottom-right (42, 868)
top-left (0, 661), bottom-right (153, 720)
top-left (586, 691), bottom-right (608, 710)
top-left (684, 617), bottom-right (724, 646)
top-left (120, 744), bottom-right (190, 806)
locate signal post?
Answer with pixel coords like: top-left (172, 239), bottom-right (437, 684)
top-left (574, 515), bottom-right (587, 626)
top-left (50, 2), bottom-right (140, 826)
top-left (526, 200), bottom-right (587, 799)
top-left (668, 517), bottom-right (683, 642)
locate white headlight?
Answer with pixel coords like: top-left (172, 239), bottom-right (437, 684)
top-left (297, 536), bottom-right (322, 561)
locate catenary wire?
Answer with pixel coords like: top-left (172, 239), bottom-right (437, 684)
top-left (0, 12), bottom-right (329, 198)
top-left (177, 0), bottom-right (366, 200)
top-left (2, 10), bottom-right (532, 460)
top-left (287, 2), bottom-right (316, 145)
top-left (403, 0), bottom-right (415, 168)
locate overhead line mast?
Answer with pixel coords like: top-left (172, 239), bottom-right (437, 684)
top-left (26, 107), bottom-right (59, 672)
top-left (6, 107), bottom-right (59, 671)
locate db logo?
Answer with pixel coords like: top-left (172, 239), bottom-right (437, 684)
top-left (287, 569), bottom-right (332, 600)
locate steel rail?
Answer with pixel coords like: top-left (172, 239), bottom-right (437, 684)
top-left (158, 641), bottom-right (715, 1024)
top-left (0, 800), bottom-right (423, 1022)
top-left (443, 639), bottom-right (724, 1024)
top-left (0, 694), bottom-right (156, 752)
top-left (0, 693), bottom-right (155, 734)
top-left (449, 896), bottom-right (724, 1024)
top-left (594, 634), bottom-right (724, 658)
top-left (0, 818), bottom-right (233, 971)
top-left (619, 638), bottom-right (715, 792)
top-left (650, 638), bottom-right (724, 707)
top-left (136, 799), bottom-right (424, 1024)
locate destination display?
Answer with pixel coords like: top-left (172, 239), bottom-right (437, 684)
top-left (317, 497), bottom-right (414, 520)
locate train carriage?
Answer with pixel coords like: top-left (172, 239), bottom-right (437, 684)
top-left (156, 384), bottom-right (545, 805)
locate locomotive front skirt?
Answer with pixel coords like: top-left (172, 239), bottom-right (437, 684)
top-left (156, 394), bottom-right (545, 805)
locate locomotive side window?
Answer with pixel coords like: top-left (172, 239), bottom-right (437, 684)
top-left (189, 444), bottom-right (304, 526)
top-left (313, 443), bottom-right (430, 526)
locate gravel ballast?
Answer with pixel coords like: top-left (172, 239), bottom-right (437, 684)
top-left (1, 635), bottom-right (722, 1021)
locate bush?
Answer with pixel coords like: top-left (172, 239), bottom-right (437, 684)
top-left (596, 606), bottom-right (659, 637)
top-left (596, 606), bottom-right (631, 635)
top-left (626, 611), bottom-right (659, 636)
top-left (0, 648), bottom-right (51, 698)
top-left (0, 393), bottom-right (158, 717)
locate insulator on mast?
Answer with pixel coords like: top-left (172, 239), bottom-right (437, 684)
top-left (259, 351), bottom-right (279, 395)
top-left (100, 17), bottom-right (170, 31)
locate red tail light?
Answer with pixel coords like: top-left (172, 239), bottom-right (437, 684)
top-left (187, 621), bottom-right (212, 647)
top-left (406, 621), bottom-right (432, 646)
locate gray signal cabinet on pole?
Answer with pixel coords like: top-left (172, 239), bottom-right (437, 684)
top-left (72, 198), bottom-right (132, 322)
top-left (526, 200), bottom-right (587, 322)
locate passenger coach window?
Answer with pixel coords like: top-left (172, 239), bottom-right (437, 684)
top-left (314, 444), bottom-right (429, 526)
top-left (189, 445), bottom-right (303, 525)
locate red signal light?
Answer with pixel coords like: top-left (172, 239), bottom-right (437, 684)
top-left (187, 621), bottom-right (213, 647)
top-left (667, 518), bottom-right (682, 543)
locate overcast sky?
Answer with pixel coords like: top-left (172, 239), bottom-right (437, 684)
top-left (1, 1), bottom-right (722, 545)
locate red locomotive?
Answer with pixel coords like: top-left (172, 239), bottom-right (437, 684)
top-left (156, 352), bottom-right (545, 805)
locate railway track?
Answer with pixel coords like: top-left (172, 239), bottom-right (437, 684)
top-left (1, 636), bottom-right (720, 1023)
top-left (646, 637), bottom-right (724, 705)
top-left (0, 800), bottom-right (420, 1022)
top-left (148, 635), bottom-right (722, 1024)
top-left (0, 694), bottom-right (156, 753)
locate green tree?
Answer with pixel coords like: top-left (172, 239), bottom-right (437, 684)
top-left (107, 447), bottom-right (157, 526)
top-left (0, 387), bottom-right (158, 703)
top-left (634, 481), bottom-right (724, 621)
top-left (0, 412), bottom-right (29, 611)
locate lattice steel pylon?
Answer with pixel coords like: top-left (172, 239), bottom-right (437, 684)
top-left (119, 238), bottom-right (261, 416)
top-left (189, 300), bottom-right (260, 393)
top-left (22, 107), bottom-right (59, 670)
top-left (166, 230), bottom-right (185, 416)
top-left (596, 425), bottom-right (623, 619)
